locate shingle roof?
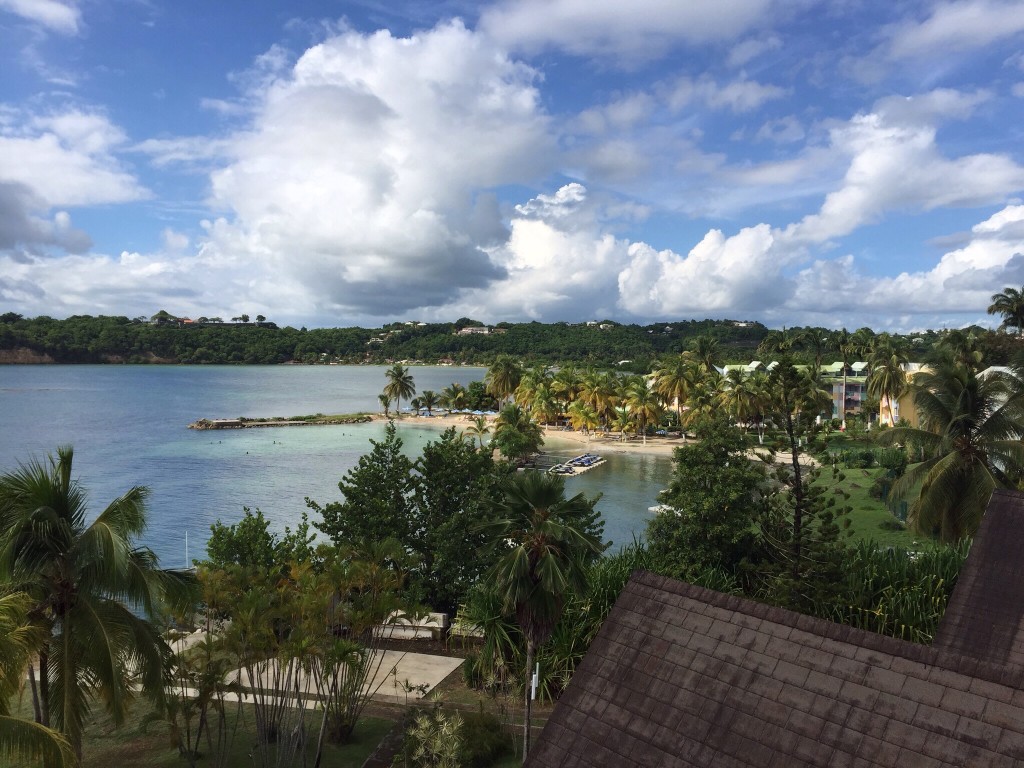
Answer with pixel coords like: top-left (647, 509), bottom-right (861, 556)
top-left (529, 490), bottom-right (1024, 767)
top-left (934, 490), bottom-right (1024, 669)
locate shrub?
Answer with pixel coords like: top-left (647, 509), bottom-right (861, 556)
top-left (460, 710), bottom-right (512, 768)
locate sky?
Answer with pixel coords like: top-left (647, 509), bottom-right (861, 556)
top-left (3, 1), bottom-right (1024, 331)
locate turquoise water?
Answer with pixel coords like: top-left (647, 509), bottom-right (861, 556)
top-left (0, 365), bottom-right (672, 565)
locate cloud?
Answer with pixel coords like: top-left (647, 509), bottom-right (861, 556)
top-left (790, 205), bottom-right (1024, 322)
top-left (782, 92), bottom-right (1024, 244)
top-left (617, 224), bottom-right (790, 317)
top-left (0, 0), bottom-right (79, 35)
top-left (191, 20), bottom-right (554, 316)
top-left (0, 180), bottom-right (91, 256)
top-left (885, 0), bottom-right (1024, 60)
top-left (479, 0), bottom-right (781, 61)
top-left (0, 108), bottom-right (147, 206)
top-left (432, 184), bottom-right (632, 321)
top-left (847, 1), bottom-right (1024, 82)
top-left (727, 35), bottom-right (782, 67)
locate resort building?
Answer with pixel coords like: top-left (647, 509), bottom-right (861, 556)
top-left (529, 489), bottom-right (1024, 767)
top-left (818, 362), bottom-right (869, 421)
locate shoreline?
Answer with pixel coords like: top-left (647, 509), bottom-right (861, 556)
top-left (188, 411), bottom-right (814, 466)
top-left (190, 410), bottom-right (685, 457)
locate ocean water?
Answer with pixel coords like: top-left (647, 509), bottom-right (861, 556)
top-left (0, 365), bottom-right (672, 566)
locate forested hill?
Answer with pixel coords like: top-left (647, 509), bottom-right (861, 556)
top-left (0, 312), bottom-right (773, 367)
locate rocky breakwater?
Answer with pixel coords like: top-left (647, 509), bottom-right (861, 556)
top-left (189, 414), bottom-right (374, 430)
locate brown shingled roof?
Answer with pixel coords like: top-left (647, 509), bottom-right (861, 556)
top-left (528, 489), bottom-right (1024, 767)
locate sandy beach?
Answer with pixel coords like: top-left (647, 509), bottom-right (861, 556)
top-left (390, 412), bottom-right (683, 457)
top-left (395, 412), bottom-right (817, 467)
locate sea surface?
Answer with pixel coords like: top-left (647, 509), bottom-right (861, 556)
top-left (0, 365), bottom-right (672, 567)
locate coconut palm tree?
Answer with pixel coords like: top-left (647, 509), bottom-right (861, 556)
top-left (0, 591), bottom-right (73, 767)
top-left (463, 415), bottom-right (492, 451)
top-left (988, 286), bottom-right (1024, 337)
top-left (652, 356), bottom-right (695, 428)
top-left (833, 328), bottom-right (860, 426)
top-left (440, 382), bottom-right (468, 411)
top-left (878, 361), bottom-right (1024, 542)
top-left (689, 334), bottom-right (720, 373)
top-left (377, 392), bottom-right (391, 417)
top-left (868, 337), bottom-right (908, 426)
top-left (420, 389), bottom-right (439, 416)
top-left (485, 355), bottom-right (523, 403)
top-left (492, 404), bottom-right (544, 463)
top-left (623, 377), bottom-right (664, 445)
top-left (578, 370), bottom-right (619, 430)
top-left (384, 364), bottom-right (416, 416)
top-left (513, 364), bottom-right (552, 409)
top-left (478, 472), bottom-right (604, 762)
top-left (938, 328), bottom-right (985, 371)
top-left (0, 446), bottom-right (192, 763)
top-left (529, 380), bottom-right (561, 426)
top-left (567, 401), bottom-right (600, 442)
top-left (717, 369), bottom-right (759, 430)
top-left (798, 328), bottom-right (830, 368)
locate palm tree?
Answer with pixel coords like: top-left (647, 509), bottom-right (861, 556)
top-left (988, 286), bottom-right (1024, 337)
top-left (868, 337), bottom-right (908, 426)
top-left (623, 377), bottom-right (664, 445)
top-left (485, 355), bottom-right (522, 404)
top-left (378, 392), bottom-right (391, 417)
top-left (513, 364), bottom-right (552, 409)
top-left (384, 364), bottom-right (416, 416)
top-left (0, 447), bottom-right (192, 762)
top-left (440, 383), bottom-right (468, 411)
top-left (757, 328), bottom-right (798, 357)
top-left (878, 361), bottom-right (1024, 542)
top-left (689, 334), bottom-right (720, 373)
top-left (0, 591), bottom-right (73, 767)
top-left (420, 389), bottom-right (439, 416)
top-left (478, 472), bottom-right (604, 762)
top-left (833, 328), bottom-right (860, 426)
top-left (463, 415), bottom-right (492, 450)
top-left (578, 370), bottom-right (619, 430)
top-left (567, 401), bottom-right (600, 442)
top-left (798, 328), bottom-right (831, 369)
top-left (652, 356), bottom-right (695, 428)
top-left (718, 369), bottom-right (758, 430)
top-left (492, 403), bottom-right (544, 463)
top-left (938, 328), bottom-right (984, 371)
top-left (529, 380), bottom-right (561, 426)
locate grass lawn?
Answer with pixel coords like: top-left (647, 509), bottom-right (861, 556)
top-left (821, 465), bottom-right (923, 549)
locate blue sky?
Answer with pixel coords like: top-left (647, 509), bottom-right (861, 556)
top-left (4, 0), bottom-right (1024, 331)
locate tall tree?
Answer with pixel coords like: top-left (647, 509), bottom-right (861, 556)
top-left (383, 364), bottom-right (416, 416)
top-left (485, 355), bottom-right (523, 404)
top-left (867, 336), bottom-right (908, 426)
top-left (652, 356), bottom-right (695, 427)
top-left (689, 334), bottom-right (720, 373)
top-left (988, 286), bottom-right (1024, 338)
top-left (623, 376), bottom-right (664, 445)
top-left (411, 429), bottom-right (510, 614)
top-left (0, 592), bottom-right (73, 767)
top-left (878, 360), bottom-right (1024, 541)
top-left (462, 415), bottom-right (492, 450)
top-left (419, 389), bottom-right (439, 416)
top-left (0, 447), bottom-right (192, 763)
top-left (492, 403), bottom-right (544, 464)
top-left (647, 418), bottom-right (766, 581)
top-left (309, 422), bottom-right (416, 546)
top-left (478, 473), bottom-right (605, 762)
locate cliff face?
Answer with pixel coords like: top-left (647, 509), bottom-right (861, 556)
top-left (0, 347), bottom-right (55, 363)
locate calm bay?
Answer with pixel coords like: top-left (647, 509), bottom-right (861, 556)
top-left (0, 365), bottom-right (672, 566)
